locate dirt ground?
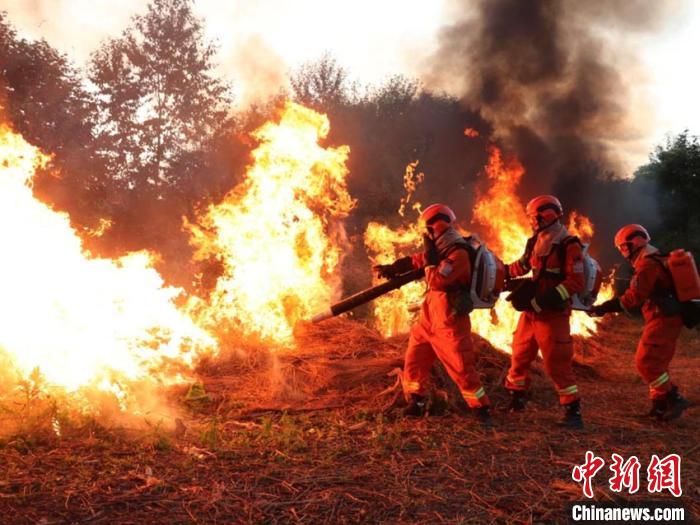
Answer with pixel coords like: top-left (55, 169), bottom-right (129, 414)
top-left (1, 316), bottom-right (698, 524)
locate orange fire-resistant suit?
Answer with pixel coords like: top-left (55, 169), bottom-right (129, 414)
top-left (505, 227), bottom-right (585, 405)
top-left (621, 245), bottom-right (684, 400)
top-left (403, 246), bottom-right (490, 408)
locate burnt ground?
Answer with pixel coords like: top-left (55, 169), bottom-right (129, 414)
top-left (1, 317), bottom-right (699, 524)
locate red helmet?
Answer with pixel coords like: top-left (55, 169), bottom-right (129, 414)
top-left (525, 195), bottom-right (563, 231)
top-left (614, 224), bottom-right (650, 259)
top-left (420, 204), bottom-right (456, 239)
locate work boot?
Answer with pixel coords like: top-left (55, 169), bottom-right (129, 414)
top-left (403, 394), bottom-right (427, 418)
top-left (558, 400), bottom-right (584, 429)
top-left (473, 406), bottom-right (494, 429)
top-left (665, 386), bottom-right (690, 421)
top-left (647, 396), bottom-right (668, 421)
top-left (508, 390), bottom-right (527, 412)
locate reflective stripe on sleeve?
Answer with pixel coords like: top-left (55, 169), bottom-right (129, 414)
top-left (556, 284), bottom-right (570, 300)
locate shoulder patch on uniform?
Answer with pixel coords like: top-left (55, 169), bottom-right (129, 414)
top-left (439, 262), bottom-right (453, 277)
top-left (572, 260), bottom-right (584, 273)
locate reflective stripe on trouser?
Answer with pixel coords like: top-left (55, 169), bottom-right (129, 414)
top-left (636, 314), bottom-right (683, 400)
top-left (404, 318), bottom-right (490, 408)
top-left (557, 385), bottom-right (579, 397)
top-left (461, 386), bottom-right (487, 404)
top-left (404, 381), bottom-right (422, 394)
top-left (506, 311), bottom-right (580, 405)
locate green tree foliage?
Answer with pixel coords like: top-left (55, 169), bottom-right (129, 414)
top-left (290, 52), bottom-right (358, 111)
top-left (85, 0), bottom-right (249, 287)
top-left (89, 0), bottom-right (231, 194)
top-left (0, 13), bottom-right (94, 153)
top-left (0, 12), bottom-right (104, 225)
top-left (635, 131), bottom-right (700, 256)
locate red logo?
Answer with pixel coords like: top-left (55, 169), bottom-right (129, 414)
top-left (572, 452), bottom-right (682, 498)
top-left (647, 454), bottom-right (682, 497)
top-left (572, 451), bottom-right (606, 498)
top-left (608, 454), bottom-right (641, 494)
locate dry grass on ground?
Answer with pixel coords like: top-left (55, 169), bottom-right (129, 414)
top-left (1, 317), bottom-right (699, 524)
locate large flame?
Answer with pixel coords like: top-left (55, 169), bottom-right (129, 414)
top-left (365, 161), bottom-right (427, 336)
top-left (472, 145), bottom-right (528, 262)
top-left (0, 123), bottom-right (214, 404)
top-left (365, 142), bottom-right (612, 350)
top-left (364, 221), bottom-right (424, 336)
top-left (469, 145), bottom-right (530, 350)
top-left (189, 102), bottom-right (355, 343)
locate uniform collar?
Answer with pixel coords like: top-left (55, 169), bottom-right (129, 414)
top-left (633, 244), bottom-right (658, 266)
top-left (533, 223), bottom-right (569, 258)
top-left (435, 226), bottom-right (465, 257)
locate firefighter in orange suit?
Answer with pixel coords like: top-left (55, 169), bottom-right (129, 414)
top-left (590, 224), bottom-right (690, 421)
top-left (374, 204), bottom-right (491, 424)
top-left (504, 195), bottom-right (585, 428)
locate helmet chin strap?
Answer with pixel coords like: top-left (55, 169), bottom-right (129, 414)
top-left (426, 226), bottom-right (441, 240)
top-left (534, 217), bottom-right (560, 233)
top-left (627, 245), bottom-right (645, 263)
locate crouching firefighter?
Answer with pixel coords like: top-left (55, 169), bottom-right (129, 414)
top-left (504, 195), bottom-right (585, 429)
top-left (590, 224), bottom-right (692, 421)
top-left (373, 204), bottom-right (492, 425)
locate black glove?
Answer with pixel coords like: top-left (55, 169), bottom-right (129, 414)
top-left (423, 234), bottom-right (439, 266)
top-left (532, 286), bottom-right (568, 312)
top-left (506, 279), bottom-right (537, 312)
top-left (373, 256), bottom-right (414, 279)
top-left (588, 298), bottom-right (623, 317)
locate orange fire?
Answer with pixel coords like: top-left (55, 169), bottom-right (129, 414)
top-left (568, 210), bottom-right (595, 243)
top-left (468, 145), bottom-right (530, 349)
top-left (365, 142), bottom-right (612, 350)
top-left (188, 102), bottom-right (355, 344)
top-left (0, 122), bottom-right (215, 411)
top-left (0, 102), bottom-right (354, 419)
top-left (398, 160), bottom-right (424, 218)
top-left (365, 161), bottom-right (428, 336)
top-left (472, 145), bottom-right (528, 262)
top-left (364, 222), bottom-right (424, 336)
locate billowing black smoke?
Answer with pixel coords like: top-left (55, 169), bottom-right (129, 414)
top-left (427, 0), bottom-right (676, 263)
